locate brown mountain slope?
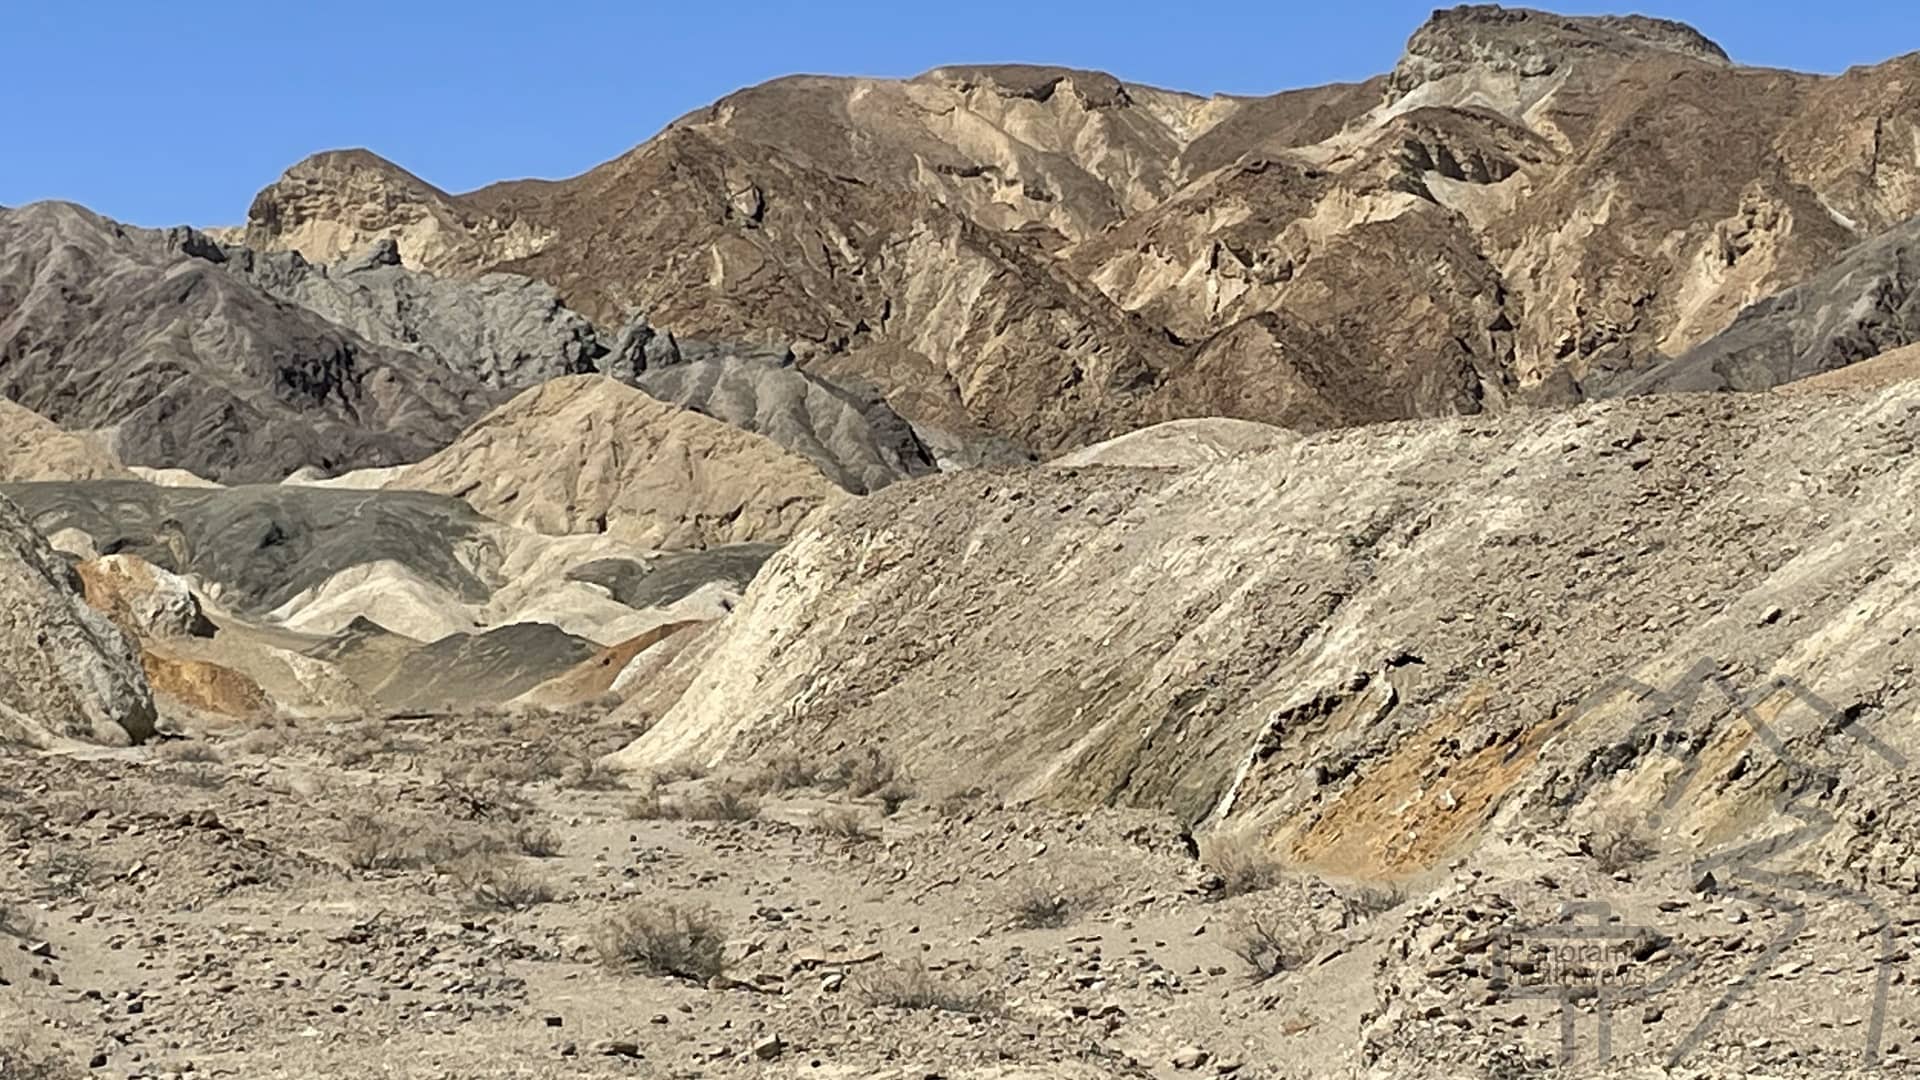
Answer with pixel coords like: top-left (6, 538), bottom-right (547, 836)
top-left (234, 6), bottom-right (1920, 453)
top-left (227, 63), bottom-right (1399, 451)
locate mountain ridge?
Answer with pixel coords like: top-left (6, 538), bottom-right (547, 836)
top-left (224, 6), bottom-right (1920, 456)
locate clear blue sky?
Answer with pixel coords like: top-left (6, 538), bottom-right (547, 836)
top-left (6, 1), bottom-right (1914, 227)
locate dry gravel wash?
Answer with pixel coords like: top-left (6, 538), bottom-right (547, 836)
top-left (2, 715), bottom-right (1918, 1079)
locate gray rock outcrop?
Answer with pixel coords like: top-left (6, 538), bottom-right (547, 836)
top-left (0, 202), bottom-right (490, 483)
top-left (1597, 213), bottom-right (1920, 395)
top-left (219, 240), bottom-right (611, 391)
top-left (0, 494), bottom-right (155, 745)
top-left (635, 356), bottom-right (937, 493)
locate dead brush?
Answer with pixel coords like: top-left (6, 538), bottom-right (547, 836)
top-left (436, 777), bottom-right (531, 823)
top-left (853, 959), bottom-right (1001, 1015)
top-left (560, 757), bottom-right (626, 791)
top-left (596, 902), bottom-right (727, 982)
top-left (825, 747), bottom-right (904, 798)
top-left (226, 727), bottom-right (289, 758)
top-left (651, 759), bottom-right (711, 784)
top-left (1225, 911), bottom-right (1321, 982)
top-left (153, 739), bottom-right (222, 764)
top-left (330, 728), bottom-right (400, 769)
top-left (1200, 827), bottom-right (1284, 898)
top-left (509, 820), bottom-right (563, 858)
top-left (0, 1045), bottom-right (78, 1080)
top-left (624, 789), bottom-right (668, 820)
top-left (450, 854), bottom-right (555, 911)
top-left (1341, 883), bottom-right (1407, 924)
top-left (33, 852), bottom-right (96, 901)
top-left (874, 780), bottom-right (914, 816)
top-left (0, 899), bottom-right (39, 939)
top-left (680, 784), bottom-right (761, 822)
top-left (746, 751), bottom-right (819, 793)
top-left (813, 805), bottom-right (877, 842)
top-left (621, 783), bottom-right (759, 822)
top-left (1006, 879), bottom-right (1076, 930)
top-left (338, 812), bottom-right (422, 872)
top-left (933, 786), bottom-right (995, 818)
top-left (169, 765), bottom-right (225, 791)
top-left (1587, 816), bottom-right (1658, 874)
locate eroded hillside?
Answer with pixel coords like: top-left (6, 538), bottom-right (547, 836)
top-left (232, 6), bottom-right (1920, 455)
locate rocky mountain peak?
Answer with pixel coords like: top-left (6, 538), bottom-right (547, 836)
top-left (275, 148), bottom-right (448, 197)
top-left (1385, 3), bottom-right (1730, 102)
top-left (915, 64), bottom-right (1139, 109)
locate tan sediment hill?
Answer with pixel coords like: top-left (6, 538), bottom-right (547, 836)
top-left (1786, 342), bottom-right (1920, 393)
top-left (513, 620), bottom-right (703, 710)
top-left (613, 378), bottom-right (1920, 888)
top-left (0, 399), bottom-right (131, 482)
top-left (1598, 212), bottom-right (1920, 396)
top-left (1048, 417), bottom-right (1296, 469)
top-left (388, 375), bottom-right (843, 549)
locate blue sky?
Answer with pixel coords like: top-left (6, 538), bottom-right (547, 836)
top-left (6, 1), bottom-right (1915, 226)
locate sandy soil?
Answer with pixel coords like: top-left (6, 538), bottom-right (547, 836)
top-left (3, 714), bottom-right (1915, 1078)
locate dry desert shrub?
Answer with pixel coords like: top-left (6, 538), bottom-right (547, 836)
top-left (168, 764), bottom-right (225, 790)
top-left (450, 854), bottom-right (555, 911)
top-left (873, 780), bottom-right (914, 816)
top-left (1201, 827), bottom-right (1284, 898)
top-left (813, 805), bottom-right (877, 841)
top-left (1341, 883), bottom-right (1407, 924)
top-left (435, 776), bottom-right (532, 823)
top-left (509, 820), bottom-right (563, 858)
top-left (1587, 814), bottom-right (1658, 873)
top-left (624, 789), bottom-right (667, 820)
top-left (339, 812), bottom-right (421, 872)
top-left (225, 727), bottom-right (289, 757)
top-left (33, 851), bottom-right (96, 900)
top-left (560, 757), bottom-right (626, 791)
top-left (153, 739), bottom-right (222, 764)
top-left (827, 747), bottom-right (903, 798)
top-left (330, 728), bottom-right (400, 769)
top-left (748, 748), bottom-right (914, 806)
top-left (343, 807), bottom-right (524, 873)
top-left (0, 899), bottom-right (38, 939)
top-left (853, 959), bottom-right (1000, 1015)
top-left (1006, 879), bottom-right (1076, 930)
top-left (1226, 912), bottom-right (1321, 982)
top-left (597, 902), bottom-right (727, 982)
top-left (933, 786), bottom-right (996, 818)
top-left (621, 782), bottom-right (759, 822)
top-left (746, 751), bottom-right (819, 793)
top-left (684, 785), bottom-right (761, 822)
top-left (651, 759), bottom-right (711, 784)
top-left (0, 1045), bottom-right (78, 1080)
top-left (470, 748), bottom-right (572, 785)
